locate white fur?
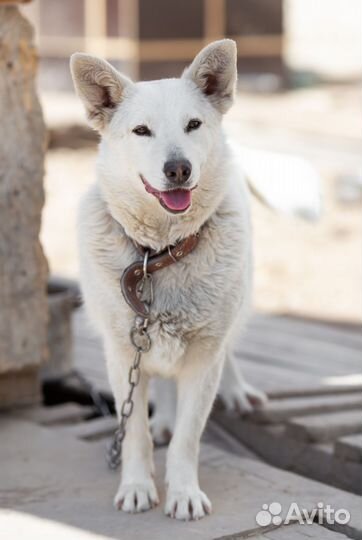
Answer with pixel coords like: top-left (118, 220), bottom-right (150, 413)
top-left (71, 40), bottom-right (266, 521)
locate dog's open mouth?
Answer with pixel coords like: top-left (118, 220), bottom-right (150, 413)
top-left (141, 175), bottom-right (194, 214)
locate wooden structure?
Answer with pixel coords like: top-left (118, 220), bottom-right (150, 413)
top-left (41, 282), bottom-right (77, 381)
top-left (22, 0), bottom-right (283, 87)
top-left (2, 403), bottom-right (362, 538)
top-left (72, 307), bottom-right (362, 495)
top-left (1, 309), bottom-right (361, 537)
top-left (0, 2), bottom-right (48, 407)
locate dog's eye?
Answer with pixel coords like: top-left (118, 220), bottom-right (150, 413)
top-left (186, 119), bottom-right (202, 133)
top-left (133, 125), bottom-right (152, 136)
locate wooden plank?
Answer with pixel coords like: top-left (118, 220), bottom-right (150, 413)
top-left (212, 411), bottom-right (362, 495)
top-left (60, 415), bottom-right (117, 441)
top-left (238, 336), bottom-right (362, 376)
top-left (84, 0), bottom-right (107, 57)
top-left (204, 0), bottom-right (225, 41)
top-left (241, 360), bottom-right (324, 397)
top-left (0, 369), bottom-right (40, 410)
top-left (238, 346), bottom-right (338, 378)
top-left (252, 523), bottom-right (351, 539)
top-left (286, 411), bottom-right (362, 443)
top-left (38, 34), bottom-right (281, 61)
top-left (335, 435), bottom-right (362, 463)
top-left (245, 327), bottom-right (362, 371)
top-left (73, 310), bottom-right (361, 401)
top-left (243, 357), bottom-right (362, 398)
top-left (38, 36), bottom-right (137, 60)
top-left (2, 419), bottom-right (361, 539)
top-left (84, 0), bottom-right (106, 37)
top-left (13, 403), bottom-right (94, 426)
top-left (42, 289), bottom-right (74, 380)
top-left (264, 384), bottom-right (362, 400)
top-left (72, 308), bottom-right (362, 402)
top-left (139, 38), bottom-right (209, 61)
top-left (73, 336), bottom-right (342, 404)
top-left (251, 394), bottom-right (362, 424)
top-left (250, 314), bottom-right (362, 350)
top-left (139, 36), bottom-right (282, 61)
top-left (74, 300), bottom-right (361, 358)
top-left (118, 0), bottom-right (139, 79)
top-left (204, 419), bottom-right (260, 460)
top-left (233, 35), bottom-right (282, 57)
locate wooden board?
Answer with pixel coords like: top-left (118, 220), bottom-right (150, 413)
top-left (251, 523), bottom-right (351, 539)
top-left (250, 314), bottom-right (362, 350)
top-left (71, 308), bottom-right (362, 400)
top-left (335, 435), bottom-right (362, 464)
top-left (13, 402), bottom-right (94, 426)
top-left (213, 411), bottom-right (362, 495)
top-left (71, 307), bottom-right (362, 495)
top-left (286, 411), bottom-right (362, 443)
top-left (251, 394), bottom-right (362, 424)
top-left (1, 414), bottom-right (361, 540)
top-left (0, 368), bottom-right (40, 409)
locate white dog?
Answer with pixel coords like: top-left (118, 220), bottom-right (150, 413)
top-left (70, 40), bottom-right (268, 521)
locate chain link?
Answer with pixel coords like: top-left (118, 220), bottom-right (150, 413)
top-left (106, 252), bottom-right (153, 470)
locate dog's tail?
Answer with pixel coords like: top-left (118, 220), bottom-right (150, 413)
top-left (237, 145), bottom-right (322, 221)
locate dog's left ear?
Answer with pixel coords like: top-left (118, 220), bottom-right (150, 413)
top-left (70, 53), bottom-right (133, 131)
top-left (183, 39), bottom-right (237, 114)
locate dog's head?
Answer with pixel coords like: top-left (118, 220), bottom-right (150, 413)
top-left (70, 40), bottom-right (236, 217)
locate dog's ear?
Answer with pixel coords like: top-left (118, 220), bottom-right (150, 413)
top-left (182, 39), bottom-right (237, 114)
top-left (70, 53), bottom-right (132, 131)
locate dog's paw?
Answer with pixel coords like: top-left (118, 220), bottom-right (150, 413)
top-left (150, 414), bottom-right (173, 446)
top-left (219, 382), bottom-right (268, 415)
top-left (165, 486), bottom-right (211, 520)
top-left (244, 382), bottom-right (268, 409)
top-left (114, 480), bottom-right (159, 513)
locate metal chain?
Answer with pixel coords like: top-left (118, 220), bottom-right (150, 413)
top-left (106, 251), bottom-right (153, 470)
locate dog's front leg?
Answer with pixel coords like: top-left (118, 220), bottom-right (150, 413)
top-left (105, 339), bottom-right (159, 513)
top-left (165, 343), bottom-right (224, 520)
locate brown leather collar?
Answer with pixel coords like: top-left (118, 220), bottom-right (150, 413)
top-left (120, 233), bottom-right (200, 317)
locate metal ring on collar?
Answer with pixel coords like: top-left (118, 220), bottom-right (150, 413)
top-left (130, 327), bottom-right (152, 352)
top-left (143, 250), bottom-right (149, 278)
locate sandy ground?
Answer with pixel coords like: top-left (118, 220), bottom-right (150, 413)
top-left (40, 85), bottom-right (361, 323)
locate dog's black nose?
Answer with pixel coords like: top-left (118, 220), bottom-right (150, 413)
top-left (163, 159), bottom-right (192, 184)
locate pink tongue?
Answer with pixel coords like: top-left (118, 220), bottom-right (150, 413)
top-left (160, 189), bottom-right (191, 211)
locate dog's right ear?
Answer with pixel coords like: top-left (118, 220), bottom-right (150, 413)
top-left (70, 53), bottom-right (132, 131)
top-left (182, 40), bottom-right (237, 114)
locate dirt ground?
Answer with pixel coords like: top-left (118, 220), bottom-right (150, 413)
top-left (40, 84), bottom-right (361, 323)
